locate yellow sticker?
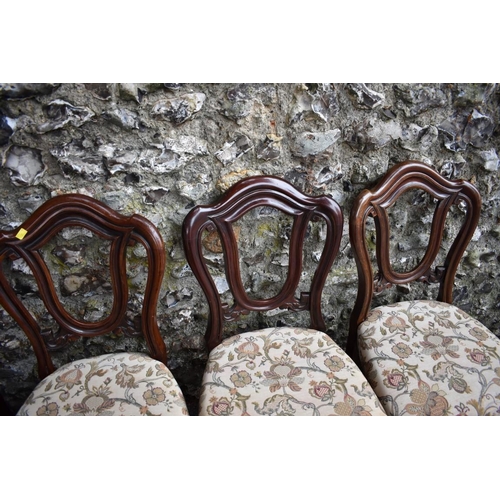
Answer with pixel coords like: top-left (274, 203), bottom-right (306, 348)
top-left (15, 228), bottom-right (28, 240)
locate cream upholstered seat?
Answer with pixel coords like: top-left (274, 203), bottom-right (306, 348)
top-left (0, 194), bottom-right (188, 416)
top-left (17, 352), bottom-right (187, 416)
top-left (347, 161), bottom-right (500, 416)
top-left (183, 175), bottom-right (386, 416)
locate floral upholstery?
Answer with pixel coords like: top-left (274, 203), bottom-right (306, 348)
top-left (358, 300), bottom-right (500, 416)
top-left (17, 352), bottom-right (188, 416)
top-left (199, 326), bottom-right (387, 416)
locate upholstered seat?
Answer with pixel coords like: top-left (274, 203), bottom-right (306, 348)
top-left (18, 352), bottom-right (187, 416)
top-left (347, 161), bottom-right (500, 416)
top-left (183, 175), bottom-right (386, 416)
top-left (359, 301), bottom-right (500, 416)
top-left (200, 327), bottom-right (386, 416)
top-left (0, 194), bottom-right (188, 416)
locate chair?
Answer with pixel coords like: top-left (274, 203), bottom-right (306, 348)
top-left (182, 175), bottom-right (386, 415)
top-left (347, 160), bottom-right (500, 416)
top-left (0, 194), bottom-right (188, 415)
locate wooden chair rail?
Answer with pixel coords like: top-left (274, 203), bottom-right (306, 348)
top-left (347, 160), bottom-right (482, 359)
top-left (182, 175), bottom-right (343, 352)
top-left (0, 194), bottom-right (167, 380)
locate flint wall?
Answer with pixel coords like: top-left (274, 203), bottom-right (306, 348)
top-left (1, 83), bottom-right (499, 412)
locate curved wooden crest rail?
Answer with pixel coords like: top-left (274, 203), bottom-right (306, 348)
top-left (182, 175), bottom-right (343, 352)
top-left (0, 194), bottom-right (167, 380)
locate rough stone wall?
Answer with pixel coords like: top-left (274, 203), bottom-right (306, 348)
top-left (1, 83), bottom-right (499, 414)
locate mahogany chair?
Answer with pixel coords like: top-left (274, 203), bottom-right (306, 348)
top-left (347, 160), bottom-right (500, 416)
top-left (0, 194), bottom-right (188, 415)
top-left (183, 175), bottom-right (386, 415)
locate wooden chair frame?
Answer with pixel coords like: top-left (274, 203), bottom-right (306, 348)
top-left (182, 175), bottom-right (343, 352)
top-left (346, 160), bottom-right (482, 362)
top-left (0, 194), bottom-right (167, 380)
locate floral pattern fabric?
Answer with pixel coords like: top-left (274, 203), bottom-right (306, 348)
top-left (17, 352), bottom-right (189, 416)
top-left (358, 300), bottom-right (500, 416)
top-left (199, 326), bottom-right (387, 416)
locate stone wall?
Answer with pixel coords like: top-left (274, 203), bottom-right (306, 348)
top-left (1, 83), bottom-right (499, 414)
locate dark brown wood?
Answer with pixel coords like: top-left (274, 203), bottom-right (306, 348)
top-left (347, 160), bottom-right (482, 361)
top-left (0, 194), bottom-right (167, 380)
top-left (182, 175), bottom-right (343, 352)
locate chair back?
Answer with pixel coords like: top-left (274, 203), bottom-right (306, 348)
top-left (182, 175), bottom-right (343, 351)
top-left (0, 194), bottom-right (167, 380)
top-left (347, 160), bottom-right (482, 357)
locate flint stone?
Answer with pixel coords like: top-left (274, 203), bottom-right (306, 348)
top-left (0, 112), bottom-right (16, 146)
top-left (463, 110), bottom-right (495, 148)
top-left (257, 206), bottom-right (279, 218)
top-left (144, 187), bottom-right (169, 205)
top-left (272, 253), bottom-right (290, 267)
top-left (214, 276), bottom-right (229, 294)
top-left (438, 109), bottom-right (495, 151)
top-left (347, 84), bottom-right (385, 109)
top-left (104, 107), bottom-right (139, 130)
top-left (313, 164), bottom-right (343, 187)
top-left (219, 99), bottom-right (253, 122)
top-left (106, 150), bottom-right (139, 174)
top-left (166, 288), bottom-right (192, 308)
top-left (346, 118), bottom-right (402, 152)
top-left (52, 246), bottom-right (85, 266)
top-left (132, 244), bottom-right (147, 259)
top-left (289, 84), bottom-right (339, 123)
top-left (215, 135), bottom-right (253, 166)
top-left (141, 148), bottom-right (179, 173)
top-left (63, 275), bottom-right (89, 294)
top-left (18, 194), bottom-right (45, 214)
top-left (143, 136), bottom-right (209, 174)
top-left (151, 93), bottom-right (206, 124)
top-left (284, 169), bottom-right (308, 192)
top-left (394, 84), bottom-right (447, 116)
top-left (4, 146), bottom-right (46, 186)
top-left (480, 252), bottom-right (496, 263)
top-left (0, 83), bottom-right (59, 99)
top-left (417, 125), bottom-right (439, 150)
top-left (227, 84), bottom-right (254, 101)
top-left (164, 135), bottom-right (209, 157)
top-left (1, 337), bottom-right (21, 350)
top-left (37, 100), bottom-right (95, 133)
top-left (11, 259), bottom-right (32, 275)
top-left (399, 123), bottom-right (423, 151)
top-left (480, 149), bottom-right (499, 172)
top-left (51, 142), bottom-right (106, 181)
top-left (169, 308), bottom-right (193, 328)
top-left (292, 129), bottom-right (341, 157)
top-left (256, 135), bottom-right (281, 161)
top-left (310, 84), bottom-right (339, 121)
top-left (60, 227), bottom-right (94, 240)
top-left (130, 266), bottom-right (149, 289)
top-left (440, 159), bottom-right (464, 179)
top-left (177, 179), bottom-right (211, 202)
top-left (171, 264), bottom-right (192, 279)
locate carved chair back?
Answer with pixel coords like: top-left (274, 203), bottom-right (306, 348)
top-left (182, 175), bottom-right (343, 352)
top-left (347, 160), bottom-right (481, 358)
top-left (0, 194), bottom-right (167, 380)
